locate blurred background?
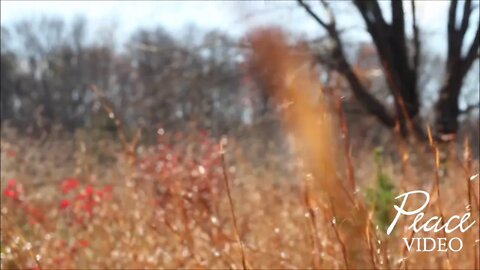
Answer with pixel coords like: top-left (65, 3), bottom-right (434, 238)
top-left (1, 1), bottom-right (478, 152)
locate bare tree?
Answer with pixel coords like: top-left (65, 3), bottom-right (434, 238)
top-left (298, 0), bottom-right (479, 141)
top-left (3, 17), bottom-right (116, 130)
top-left (1, 27), bottom-right (17, 121)
top-left (435, 0), bottom-right (479, 138)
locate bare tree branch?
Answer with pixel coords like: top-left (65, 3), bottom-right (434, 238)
top-left (411, 0), bottom-right (420, 74)
top-left (459, 102), bottom-right (480, 115)
top-left (391, 0), bottom-right (406, 47)
top-left (297, 0), bottom-right (396, 128)
top-left (462, 23), bottom-right (479, 73)
top-left (352, 0), bottom-right (421, 137)
top-left (298, 0), bottom-right (331, 31)
top-left (435, 0), bottom-right (478, 136)
top-left (459, 0), bottom-right (473, 38)
top-left (353, 0), bottom-right (390, 60)
top-left (447, 0), bottom-right (460, 63)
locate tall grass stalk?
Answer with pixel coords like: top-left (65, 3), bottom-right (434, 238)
top-left (220, 140), bottom-right (248, 270)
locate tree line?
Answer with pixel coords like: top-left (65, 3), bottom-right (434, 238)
top-left (1, 1), bottom-right (479, 145)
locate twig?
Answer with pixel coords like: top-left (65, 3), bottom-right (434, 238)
top-left (302, 174), bottom-right (321, 269)
top-left (90, 84), bottom-right (142, 167)
top-left (220, 139), bottom-right (248, 270)
top-left (463, 137), bottom-right (479, 269)
top-left (427, 126), bottom-right (452, 270)
top-left (336, 96), bottom-right (356, 191)
top-left (327, 196), bottom-right (350, 269)
top-left (365, 212), bottom-right (378, 269)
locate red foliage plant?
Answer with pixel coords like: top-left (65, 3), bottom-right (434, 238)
top-left (139, 129), bottom-right (224, 204)
top-left (58, 178), bottom-right (113, 223)
top-left (3, 179), bottom-right (22, 201)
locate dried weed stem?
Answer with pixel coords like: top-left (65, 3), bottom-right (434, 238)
top-left (220, 141), bottom-right (248, 270)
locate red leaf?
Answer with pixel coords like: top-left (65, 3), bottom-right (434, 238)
top-left (61, 178), bottom-right (79, 194)
top-left (59, 199), bottom-right (70, 210)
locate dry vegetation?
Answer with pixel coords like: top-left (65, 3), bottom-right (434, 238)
top-left (1, 28), bottom-right (479, 270)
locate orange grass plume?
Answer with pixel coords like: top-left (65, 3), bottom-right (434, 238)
top-left (248, 27), bottom-right (371, 268)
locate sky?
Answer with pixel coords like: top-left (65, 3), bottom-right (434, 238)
top-left (1, 1), bottom-right (320, 38)
top-left (1, 1), bottom-right (453, 39)
top-left (3, 1), bottom-right (469, 72)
